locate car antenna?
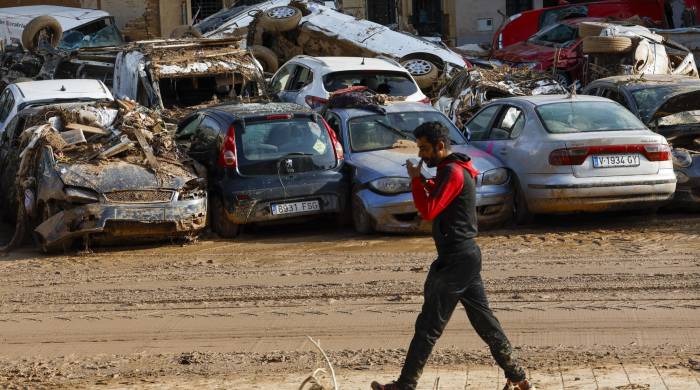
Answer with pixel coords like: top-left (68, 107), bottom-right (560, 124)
top-left (361, 57), bottom-right (365, 65)
top-left (60, 85), bottom-right (66, 92)
top-left (565, 83), bottom-right (576, 99)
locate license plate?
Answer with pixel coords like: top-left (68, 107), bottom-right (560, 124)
top-left (592, 154), bottom-right (640, 168)
top-left (271, 200), bottom-right (320, 215)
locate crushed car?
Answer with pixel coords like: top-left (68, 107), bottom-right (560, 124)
top-left (434, 66), bottom-right (565, 127)
top-left (583, 75), bottom-right (700, 209)
top-left (0, 99), bottom-right (207, 253)
top-left (321, 95), bottom-right (513, 233)
top-left (189, 0), bottom-right (466, 91)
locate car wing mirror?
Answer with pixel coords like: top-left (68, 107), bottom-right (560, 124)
top-left (463, 126), bottom-right (472, 143)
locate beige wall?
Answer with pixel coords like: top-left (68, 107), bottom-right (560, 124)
top-left (453, 0), bottom-right (506, 45)
top-left (97, 0), bottom-right (148, 29)
top-left (160, 0), bottom-right (191, 38)
top-left (340, 0), bottom-right (366, 19)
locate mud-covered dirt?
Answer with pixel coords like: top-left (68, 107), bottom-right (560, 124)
top-left (0, 212), bottom-right (699, 389)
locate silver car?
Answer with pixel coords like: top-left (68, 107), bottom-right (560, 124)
top-left (323, 102), bottom-right (513, 233)
top-left (463, 95), bottom-right (677, 223)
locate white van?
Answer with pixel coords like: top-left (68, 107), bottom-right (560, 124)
top-left (0, 6), bottom-right (123, 52)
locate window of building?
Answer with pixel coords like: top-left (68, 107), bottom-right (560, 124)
top-left (506, 0), bottom-right (533, 16)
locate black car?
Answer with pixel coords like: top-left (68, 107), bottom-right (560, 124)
top-left (583, 75), bottom-right (700, 209)
top-left (176, 102), bottom-right (347, 237)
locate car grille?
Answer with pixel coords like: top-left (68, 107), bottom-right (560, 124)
top-left (104, 190), bottom-right (173, 203)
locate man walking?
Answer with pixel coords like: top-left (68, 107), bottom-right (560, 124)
top-left (371, 122), bottom-right (534, 390)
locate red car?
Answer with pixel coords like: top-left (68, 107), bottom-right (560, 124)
top-left (492, 0), bottom-right (699, 50)
top-left (491, 17), bottom-right (595, 87)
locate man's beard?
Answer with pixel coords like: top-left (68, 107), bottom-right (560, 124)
top-left (424, 156), bottom-right (439, 168)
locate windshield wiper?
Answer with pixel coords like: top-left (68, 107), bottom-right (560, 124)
top-left (373, 120), bottom-right (416, 140)
top-left (278, 152), bottom-right (312, 159)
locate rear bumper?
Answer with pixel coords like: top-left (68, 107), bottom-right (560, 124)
top-left (524, 170), bottom-right (677, 213)
top-left (224, 193), bottom-right (344, 224)
top-left (34, 198), bottom-right (207, 249)
top-left (358, 184), bottom-right (513, 233)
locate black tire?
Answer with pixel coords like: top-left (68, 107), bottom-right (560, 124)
top-left (352, 195), bottom-right (374, 234)
top-left (259, 6), bottom-right (302, 33)
top-left (512, 177), bottom-right (533, 225)
top-left (401, 58), bottom-right (439, 90)
top-left (249, 45), bottom-right (279, 73)
top-left (210, 195), bottom-right (240, 239)
top-left (22, 15), bottom-right (62, 52)
top-left (169, 25), bottom-right (203, 39)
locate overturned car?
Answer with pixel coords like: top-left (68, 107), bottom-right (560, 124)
top-left (0, 101), bottom-right (207, 253)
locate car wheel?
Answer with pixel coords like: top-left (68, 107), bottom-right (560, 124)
top-left (582, 36), bottom-right (633, 54)
top-left (249, 45), bottom-right (279, 73)
top-left (259, 6), bottom-right (302, 33)
top-left (210, 196), bottom-right (241, 239)
top-left (170, 25), bottom-right (203, 39)
top-left (352, 195), bottom-right (374, 234)
top-left (401, 58), bottom-right (439, 90)
top-left (22, 15), bottom-right (62, 52)
top-left (512, 177), bottom-right (533, 225)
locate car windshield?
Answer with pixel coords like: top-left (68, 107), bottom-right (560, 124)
top-left (536, 101), bottom-right (646, 133)
top-left (236, 117), bottom-right (337, 175)
top-left (323, 71), bottom-right (418, 96)
top-left (59, 24), bottom-right (123, 50)
top-left (528, 23), bottom-right (578, 47)
top-left (194, 5), bottom-right (249, 34)
top-left (348, 111), bottom-right (466, 152)
top-left (632, 85), bottom-right (700, 126)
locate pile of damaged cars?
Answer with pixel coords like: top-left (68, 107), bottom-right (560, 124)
top-left (0, 95), bottom-right (207, 253)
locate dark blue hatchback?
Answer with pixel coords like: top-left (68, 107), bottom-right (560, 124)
top-left (176, 102), bottom-right (347, 237)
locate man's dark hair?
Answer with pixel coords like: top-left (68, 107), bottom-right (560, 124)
top-left (413, 121), bottom-right (451, 149)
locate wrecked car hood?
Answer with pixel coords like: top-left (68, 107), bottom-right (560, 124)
top-left (57, 160), bottom-right (195, 193)
top-left (351, 145), bottom-right (502, 183)
top-left (644, 88), bottom-right (700, 124)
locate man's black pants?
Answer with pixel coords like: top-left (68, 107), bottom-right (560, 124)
top-left (397, 242), bottom-right (526, 389)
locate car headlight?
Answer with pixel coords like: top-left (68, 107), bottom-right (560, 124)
top-left (178, 178), bottom-right (207, 201)
top-left (368, 177), bottom-right (412, 195)
top-left (481, 168), bottom-right (509, 186)
top-left (672, 149), bottom-right (692, 168)
top-left (64, 187), bottom-right (100, 204)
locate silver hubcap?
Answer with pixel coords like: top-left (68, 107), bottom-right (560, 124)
top-left (267, 6), bottom-right (296, 19)
top-left (403, 59), bottom-right (433, 76)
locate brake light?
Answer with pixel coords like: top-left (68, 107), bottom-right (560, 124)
top-left (305, 95), bottom-right (328, 110)
top-left (218, 124), bottom-right (237, 168)
top-left (266, 114), bottom-right (293, 120)
top-left (549, 144), bottom-right (671, 166)
top-left (418, 97), bottom-right (431, 104)
top-left (321, 118), bottom-right (344, 162)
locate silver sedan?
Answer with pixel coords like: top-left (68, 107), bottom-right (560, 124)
top-left (463, 95), bottom-right (677, 223)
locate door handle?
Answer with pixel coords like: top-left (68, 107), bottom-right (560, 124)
top-left (498, 149), bottom-right (507, 155)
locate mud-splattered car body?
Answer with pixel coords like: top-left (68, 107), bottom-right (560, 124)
top-left (322, 102), bottom-right (513, 233)
top-left (583, 75), bottom-right (700, 208)
top-left (0, 102), bottom-right (207, 252)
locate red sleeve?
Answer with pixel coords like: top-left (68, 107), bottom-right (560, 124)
top-left (411, 165), bottom-right (465, 221)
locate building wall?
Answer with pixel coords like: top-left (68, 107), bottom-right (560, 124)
top-left (160, 0), bottom-right (192, 39)
top-left (452, 0), bottom-right (505, 45)
top-left (0, 0), bottom-right (79, 6)
top-left (340, 0), bottom-right (366, 19)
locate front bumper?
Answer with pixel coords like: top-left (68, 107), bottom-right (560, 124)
top-left (357, 184), bottom-right (513, 233)
top-left (34, 198), bottom-right (207, 250)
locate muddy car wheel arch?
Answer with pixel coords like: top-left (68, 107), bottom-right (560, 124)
top-left (512, 176), bottom-right (534, 225)
top-left (33, 202), bottom-right (72, 254)
top-left (401, 58), bottom-right (439, 90)
top-left (582, 36), bottom-right (633, 54)
top-left (352, 194), bottom-right (374, 234)
top-left (249, 45), bottom-right (279, 73)
top-left (210, 195), bottom-right (241, 239)
top-left (22, 16), bottom-right (62, 53)
top-left (259, 6), bottom-right (302, 33)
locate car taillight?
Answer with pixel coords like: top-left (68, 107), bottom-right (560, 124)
top-left (418, 97), bottom-right (431, 104)
top-left (305, 95), bottom-right (328, 110)
top-left (320, 118), bottom-right (344, 162)
top-left (643, 144), bottom-right (671, 161)
top-left (549, 144), bottom-right (672, 166)
top-left (218, 124), bottom-right (237, 168)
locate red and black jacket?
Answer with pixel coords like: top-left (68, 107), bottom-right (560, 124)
top-left (411, 152), bottom-right (480, 256)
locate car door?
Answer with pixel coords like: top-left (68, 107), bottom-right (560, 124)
top-left (480, 105), bottom-right (527, 168)
top-left (464, 104), bottom-right (501, 145)
top-left (191, 114), bottom-right (225, 168)
top-left (0, 88), bottom-right (16, 133)
top-left (269, 63), bottom-right (296, 102)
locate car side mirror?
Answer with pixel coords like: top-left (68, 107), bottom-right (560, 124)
top-left (463, 126), bottom-right (472, 143)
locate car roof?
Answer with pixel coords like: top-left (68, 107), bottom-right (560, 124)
top-left (12, 79), bottom-right (113, 102)
top-left (206, 102), bottom-right (312, 117)
top-left (590, 75), bottom-right (700, 90)
top-left (492, 94), bottom-right (613, 106)
top-left (330, 101), bottom-right (439, 118)
top-left (0, 6), bottom-right (111, 31)
top-left (290, 56), bottom-right (407, 73)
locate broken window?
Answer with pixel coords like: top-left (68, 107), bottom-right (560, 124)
top-left (323, 71), bottom-right (418, 96)
top-left (536, 101), bottom-right (646, 133)
top-left (540, 6), bottom-right (588, 28)
top-left (528, 23), bottom-right (578, 47)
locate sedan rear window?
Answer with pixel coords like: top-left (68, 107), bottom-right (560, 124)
top-left (536, 101), bottom-right (646, 133)
top-left (323, 71), bottom-right (418, 96)
top-left (236, 117), bottom-right (337, 175)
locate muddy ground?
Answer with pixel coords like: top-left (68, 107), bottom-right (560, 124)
top-left (0, 212), bottom-right (699, 389)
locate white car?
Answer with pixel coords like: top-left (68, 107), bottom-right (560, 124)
top-left (200, 0), bottom-right (465, 88)
top-left (0, 79), bottom-right (114, 135)
top-left (270, 56), bottom-right (429, 109)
